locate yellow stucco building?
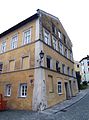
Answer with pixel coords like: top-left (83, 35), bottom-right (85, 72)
top-left (0, 9), bottom-right (78, 111)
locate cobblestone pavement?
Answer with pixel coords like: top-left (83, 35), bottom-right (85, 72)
top-left (0, 89), bottom-right (89, 120)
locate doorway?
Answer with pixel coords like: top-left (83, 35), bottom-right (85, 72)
top-left (65, 82), bottom-right (69, 100)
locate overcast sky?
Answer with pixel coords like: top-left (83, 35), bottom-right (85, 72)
top-left (0, 0), bottom-right (89, 61)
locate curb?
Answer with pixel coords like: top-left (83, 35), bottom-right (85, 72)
top-left (40, 89), bottom-right (89, 115)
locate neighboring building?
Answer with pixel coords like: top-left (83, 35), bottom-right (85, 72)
top-left (80, 55), bottom-right (89, 82)
top-left (74, 61), bottom-right (81, 75)
top-left (0, 9), bottom-right (78, 111)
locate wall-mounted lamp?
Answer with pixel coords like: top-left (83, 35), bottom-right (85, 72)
top-left (37, 50), bottom-right (44, 66)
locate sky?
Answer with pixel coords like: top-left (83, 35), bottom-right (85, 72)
top-left (0, 0), bottom-right (89, 61)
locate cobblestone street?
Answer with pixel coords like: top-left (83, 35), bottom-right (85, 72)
top-left (0, 89), bottom-right (89, 120)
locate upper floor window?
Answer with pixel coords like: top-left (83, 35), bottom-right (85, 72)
top-left (19, 83), bottom-right (27, 97)
top-left (58, 31), bottom-right (61, 39)
top-left (44, 29), bottom-right (50, 45)
top-left (59, 42), bottom-right (63, 54)
top-left (67, 67), bottom-right (70, 75)
top-left (1, 41), bottom-right (6, 53)
top-left (62, 64), bottom-right (65, 74)
top-left (46, 56), bottom-right (52, 69)
top-left (87, 61), bottom-right (89, 66)
top-left (52, 24), bottom-right (57, 34)
top-left (5, 84), bottom-right (11, 96)
top-left (22, 56), bottom-right (29, 69)
top-left (23, 29), bottom-right (31, 45)
top-left (11, 35), bottom-right (18, 49)
top-left (64, 48), bottom-right (68, 58)
top-left (70, 51), bottom-right (73, 61)
top-left (77, 64), bottom-right (79, 68)
top-left (71, 69), bottom-right (74, 76)
top-left (52, 37), bottom-right (57, 50)
top-left (56, 61), bottom-right (60, 72)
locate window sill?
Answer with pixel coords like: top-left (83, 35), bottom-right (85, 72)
top-left (58, 93), bottom-right (62, 95)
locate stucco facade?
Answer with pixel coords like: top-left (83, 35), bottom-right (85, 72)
top-left (0, 9), bottom-right (78, 111)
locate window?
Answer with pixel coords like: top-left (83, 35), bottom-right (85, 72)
top-left (58, 81), bottom-right (62, 94)
top-left (64, 48), bottom-right (68, 57)
top-left (5, 84), bottom-right (11, 96)
top-left (0, 62), bottom-right (3, 72)
top-left (22, 56), bottom-right (29, 69)
top-left (77, 64), bottom-right (79, 68)
top-left (58, 31), bottom-right (61, 39)
top-left (1, 41), bottom-right (6, 53)
top-left (62, 64), bottom-right (65, 74)
top-left (56, 61), bottom-right (60, 72)
top-left (52, 24), bottom-right (56, 34)
top-left (48, 76), bottom-right (54, 93)
top-left (46, 56), bottom-right (51, 69)
top-left (19, 83), bottom-right (27, 97)
top-left (63, 35), bottom-right (66, 44)
top-left (11, 35), bottom-right (18, 49)
top-left (67, 67), bottom-right (70, 75)
top-left (52, 37), bottom-right (57, 50)
top-left (87, 61), bottom-right (89, 66)
top-left (44, 30), bottom-right (50, 45)
top-left (23, 29), bottom-right (31, 45)
top-left (70, 51), bottom-right (73, 61)
top-left (59, 42), bottom-right (63, 54)
top-left (71, 69), bottom-right (74, 76)
top-left (9, 60), bottom-right (15, 71)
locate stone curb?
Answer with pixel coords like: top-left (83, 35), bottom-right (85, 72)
top-left (40, 89), bottom-right (89, 115)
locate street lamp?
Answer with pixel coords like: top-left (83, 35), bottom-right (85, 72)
top-left (37, 50), bottom-right (44, 66)
top-left (39, 50), bottom-right (44, 60)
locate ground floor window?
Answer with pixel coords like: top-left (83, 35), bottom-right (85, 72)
top-left (5, 84), bottom-right (11, 96)
top-left (19, 83), bottom-right (27, 97)
top-left (58, 81), bottom-right (62, 94)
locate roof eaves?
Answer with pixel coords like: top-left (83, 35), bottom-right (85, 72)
top-left (0, 13), bottom-right (39, 38)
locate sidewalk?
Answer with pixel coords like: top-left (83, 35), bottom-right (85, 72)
top-left (41, 89), bottom-right (89, 115)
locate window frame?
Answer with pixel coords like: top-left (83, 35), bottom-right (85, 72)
top-left (1, 40), bottom-right (6, 53)
top-left (5, 84), bottom-right (11, 97)
top-left (44, 29), bottom-right (51, 45)
top-left (23, 28), bottom-right (31, 45)
top-left (57, 81), bottom-right (62, 95)
top-left (11, 34), bottom-right (18, 49)
top-left (46, 56), bottom-right (52, 69)
top-left (52, 36), bottom-right (57, 50)
top-left (19, 83), bottom-right (27, 98)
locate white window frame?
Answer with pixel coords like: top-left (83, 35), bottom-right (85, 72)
top-left (59, 42), bottom-right (63, 55)
top-left (11, 34), bottom-right (18, 49)
top-left (44, 29), bottom-right (50, 45)
top-left (57, 81), bottom-right (62, 94)
top-left (23, 28), bottom-right (31, 45)
top-left (19, 83), bottom-right (27, 97)
top-left (1, 41), bottom-right (6, 53)
top-left (52, 37), bottom-right (57, 50)
top-left (5, 84), bottom-right (11, 96)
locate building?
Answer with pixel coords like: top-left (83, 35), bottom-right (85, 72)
top-left (0, 9), bottom-right (78, 111)
top-left (80, 55), bottom-right (89, 82)
top-left (74, 61), bottom-right (81, 73)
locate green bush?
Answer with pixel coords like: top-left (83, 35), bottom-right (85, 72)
top-left (82, 81), bottom-right (88, 86)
